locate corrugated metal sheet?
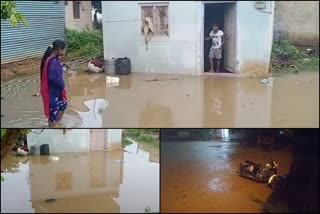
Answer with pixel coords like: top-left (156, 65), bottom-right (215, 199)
top-left (1, 1), bottom-right (65, 64)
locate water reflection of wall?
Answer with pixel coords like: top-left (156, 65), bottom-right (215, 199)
top-left (137, 143), bottom-right (159, 163)
top-left (27, 129), bottom-right (90, 153)
top-left (104, 74), bottom-right (204, 127)
top-left (29, 151), bottom-right (123, 213)
top-left (204, 78), bottom-right (272, 127)
top-left (27, 129), bottom-right (122, 153)
top-left (66, 73), bottom-right (109, 127)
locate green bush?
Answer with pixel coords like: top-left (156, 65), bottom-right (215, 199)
top-left (272, 40), bottom-right (305, 61)
top-left (271, 40), bottom-right (319, 72)
top-left (65, 28), bottom-right (103, 59)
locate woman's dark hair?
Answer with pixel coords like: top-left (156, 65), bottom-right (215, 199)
top-left (40, 39), bottom-right (66, 79)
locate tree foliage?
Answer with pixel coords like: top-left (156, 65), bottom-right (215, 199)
top-left (1, 1), bottom-right (28, 27)
top-left (1, 129), bottom-right (31, 160)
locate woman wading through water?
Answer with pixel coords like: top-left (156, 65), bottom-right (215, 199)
top-left (40, 40), bottom-right (67, 128)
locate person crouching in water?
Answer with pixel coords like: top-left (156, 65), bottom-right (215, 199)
top-left (40, 40), bottom-right (67, 128)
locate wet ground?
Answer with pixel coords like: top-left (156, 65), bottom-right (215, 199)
top-left (1, 71), bottom-right (319, 128)
top-left (161, 140), bottom-right (293, 213)
top-left (1, 142), bottom-right (159, 213)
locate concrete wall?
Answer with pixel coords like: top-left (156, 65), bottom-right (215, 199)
top-left (102, 1), bottom-right (275, 77)
top-left (27, 129), bottom-right (90, 153)
top-left (102, 1), bottom-right (199, 75)
top-left (27, 129), bottom-right (123, 153)
top-left (236, 1), bottom-right (275, 77)
top-left (65, 1), bottom-right (92, 30)
top-left (274, 1), bottom-right (319, 47)
top-left (106, 129), bottom-right (123, 151)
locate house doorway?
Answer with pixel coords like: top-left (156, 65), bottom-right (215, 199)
top-left (89, 129), bottom-right (108, 151)
top-left (203, 2), bottom-right (236, 73)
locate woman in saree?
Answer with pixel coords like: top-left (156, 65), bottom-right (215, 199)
top-left (40, 40), bottom-right (67, 127)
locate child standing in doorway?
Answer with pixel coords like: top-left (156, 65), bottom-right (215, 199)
top-left (205, 23), bottom-right (224, 73)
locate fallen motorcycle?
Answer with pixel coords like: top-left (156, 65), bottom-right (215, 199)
top-left (238, 159), bottom-right (287, 190)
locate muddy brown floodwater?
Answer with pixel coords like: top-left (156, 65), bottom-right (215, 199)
top-left (1, 71), bottom-right (319, 127)
top-left (1, 142), bottom-right (159, 213)
top-left (161, 140), bottom-right (293, 213)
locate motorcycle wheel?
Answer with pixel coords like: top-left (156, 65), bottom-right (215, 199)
top-left (239, 164), bottom-right (249, 176)
top-left (269, 175), bottom-right (287, 190)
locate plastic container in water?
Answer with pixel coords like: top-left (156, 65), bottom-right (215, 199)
top-left (104, 58), bottom-right (116, 74)
top-left (30, 145), bottom-right (40, 155)
top-left (115, 57), bottom-right (131, 75)
top-left (40, 144), bottom-right (50, 155)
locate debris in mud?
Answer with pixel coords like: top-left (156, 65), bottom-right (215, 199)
top-left (290, 65), bottom-right (299, 73)
top-left (144, 207), bottom-right (159, 213)
top-left (44, 198), bottom-right (56, 203)
top-left (106, 76), bottom-right (120, 88)
top-left (48, 156), bottom-right (59, 161)
top-left (209, 145), bottom-right (222, 148)
top-left (145, 78), bottom-right (179, 82)
top-left (106, 76), bottom-right (120, 83)
top-left (32, 93), bottom-right (40, 97)
top-left (260, 77), bottom-right (274, 87)
top-left (115, 160), bottom-right (125, 164)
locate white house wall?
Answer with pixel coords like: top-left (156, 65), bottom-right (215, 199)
top-left (102, 1), bottom-right (199, 75)
top-left (103, 1), bottom-right (275, 77)
top-left (27, 129), bottom-right (90, 153)
top-left (236, 1), bottom-right (275, 77)
top-left (106, 129), bottom-right (123, 151)
top-left (65, 1), bottom-right (92, 30)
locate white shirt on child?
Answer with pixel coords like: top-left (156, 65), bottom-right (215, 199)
top-left (209, 30), bottom-right (224, 49)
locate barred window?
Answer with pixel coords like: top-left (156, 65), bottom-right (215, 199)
top-left (141, 4), bottom-right (169, 36)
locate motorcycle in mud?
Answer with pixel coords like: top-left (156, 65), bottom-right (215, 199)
top-left (238, 159), bottom-right (287, 190)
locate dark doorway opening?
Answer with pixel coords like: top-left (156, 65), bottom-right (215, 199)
top-left (204, 3), bottom-right (235, 73)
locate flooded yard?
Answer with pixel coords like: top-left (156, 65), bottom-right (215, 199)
top-left (1, 71), bottom-right (319, 128)
top-left (1, 141), bottom-right (159, 213)
top-left (161, 140), bottom-right (294, 213)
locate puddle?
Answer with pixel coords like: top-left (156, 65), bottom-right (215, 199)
top-left (1, 142), bottom-right (159, 213)
top-left (1, 71), bottom-right (319, 127)
top-left (161, 140), bottom-right (293, 213)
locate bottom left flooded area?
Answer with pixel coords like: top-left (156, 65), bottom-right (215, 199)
top-left (0, 129), bottom-right (159, 213)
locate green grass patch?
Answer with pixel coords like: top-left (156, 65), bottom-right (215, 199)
top-left (65, 28), bottom-right (103, 59)
top-left (1, 129), bottom-right (6, 140)
top-left (123, 129), bottom-right (159, 147)
top-left (123, 129), bottom-right (141, 137)
top-left (121, 137), bottom-right (133, 147)
top-left (271, 40), bottom-right (319, 73)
